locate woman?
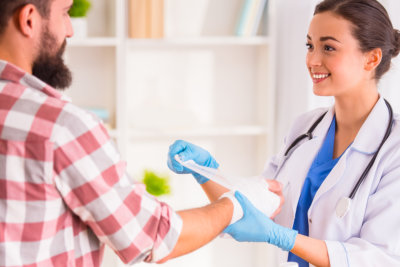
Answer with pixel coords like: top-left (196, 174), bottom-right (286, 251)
top-left (168, 0), bottom-right (400, 266)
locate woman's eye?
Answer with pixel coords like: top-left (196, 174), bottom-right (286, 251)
top-left (324, 45), bottom-right (335, 51)
top-left (306, 43), bottom-right (313, 50)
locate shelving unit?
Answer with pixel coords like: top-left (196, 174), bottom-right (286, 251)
top-left (64, 0), bottom-right (277, 266)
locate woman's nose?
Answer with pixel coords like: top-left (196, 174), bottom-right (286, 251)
top-left (306, 51), bottom-right (322, 67)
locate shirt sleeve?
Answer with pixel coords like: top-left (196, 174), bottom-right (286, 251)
top-left (325, 152), bottom-right (400, 267)
top-left (52, 104), bottom-right (182, 264)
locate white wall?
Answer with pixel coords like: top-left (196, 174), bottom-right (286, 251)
top-left (379, 0), bottom-right (400, 112)
top-left (274, 0), bottom-right (318, 151)
top-left (274, 0), bottom-right (400, 151)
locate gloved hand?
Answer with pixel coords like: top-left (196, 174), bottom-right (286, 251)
top-left (223, 191), bottom-right (298, 251)
top-left (167, 140), bottom-right (219, 184)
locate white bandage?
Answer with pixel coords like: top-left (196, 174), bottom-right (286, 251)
top-left (221, 176), bottom-right (281, 227)
top-left (234, 176), bottom-right (280, 219)
top-left (220, 191), bottom-right (244, 225)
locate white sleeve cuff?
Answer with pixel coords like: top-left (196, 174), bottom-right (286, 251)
top-left (325, 240), bottom-right (350, 267)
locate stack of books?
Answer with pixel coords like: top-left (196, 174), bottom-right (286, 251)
top-left (129, 0), bottom-right (164, 39)
top-left (236, 0), bottom-right (268, 36)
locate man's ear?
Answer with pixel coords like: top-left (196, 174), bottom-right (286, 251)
top-left (364, 48), bottom-right (382, 72)
top-left (17, 4), bottom-right (41, 38)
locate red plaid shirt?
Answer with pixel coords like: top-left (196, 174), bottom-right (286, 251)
top-left (0, 60), bottom-right (182, 267)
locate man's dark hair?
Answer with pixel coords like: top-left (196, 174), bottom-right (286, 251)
top-left (0, 0), bottom-right (52, 35)
top-left (315, 0), bottom-right (400, 80)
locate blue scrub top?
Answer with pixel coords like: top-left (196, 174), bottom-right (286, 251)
top-left (288, 116), bottom-right (342, 267)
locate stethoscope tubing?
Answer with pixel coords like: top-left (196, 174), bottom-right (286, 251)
top-left (283, 99), bottom-right (393, 200)
top-left (348, 99), bottom-right (393, 199)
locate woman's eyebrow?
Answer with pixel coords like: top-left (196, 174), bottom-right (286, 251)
top-left (307, 34), bottom-right (341, 43)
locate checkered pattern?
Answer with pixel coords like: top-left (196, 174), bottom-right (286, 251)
top-left (0, 60), bottom-right (182, 266)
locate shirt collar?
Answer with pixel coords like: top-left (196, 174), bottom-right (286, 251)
top-left (0, 60), bottom-right (71, 102)
top-left (312, 96), bottom-right (390, 155)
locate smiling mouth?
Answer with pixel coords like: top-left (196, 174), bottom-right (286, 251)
top-left (311, 73), bottom-right (331, 83)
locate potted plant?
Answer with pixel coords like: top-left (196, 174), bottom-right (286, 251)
top-left (141, 170), bottom-right (171, 197)
top-left (69, 0), bottom-right (92, 38)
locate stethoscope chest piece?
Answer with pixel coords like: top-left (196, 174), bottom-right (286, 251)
top-left (336, 197), bottom-right (351, 218)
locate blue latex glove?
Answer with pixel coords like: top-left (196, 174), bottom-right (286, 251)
top-left (224, 191), bottom-right (298, 251)
top-left (167, 140), bottom-right (219, 184)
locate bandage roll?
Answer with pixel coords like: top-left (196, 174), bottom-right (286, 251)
top-left (175, 155), bottom-right (280, 224)
top-left (234, 176), bottom-right (281, 219)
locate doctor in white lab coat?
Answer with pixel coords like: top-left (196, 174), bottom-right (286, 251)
top-left (263, 97), bottom-right (400, 266)
top-left (167, 0), bottom-right (400, 266)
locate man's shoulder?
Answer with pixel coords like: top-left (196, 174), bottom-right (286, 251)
top-left (1, 79), bottom-right (104, 142)
top-left (56, 101), bottom-right (102, 131)
top-left (51, 100), bottom-right (109, 148)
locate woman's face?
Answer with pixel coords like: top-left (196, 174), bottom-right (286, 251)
top-left (306, 11), bottom-right (369, 97)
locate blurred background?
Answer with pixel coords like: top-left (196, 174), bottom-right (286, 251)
top-left (64, 0), bottom-right (400, 266)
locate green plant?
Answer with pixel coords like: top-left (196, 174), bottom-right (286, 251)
top-left (142, 170), bottom-right (171, 197)
top-left (69, 0), bottom-right (91, 18)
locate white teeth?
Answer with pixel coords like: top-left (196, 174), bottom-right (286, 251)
top-left (313, 74), bottom-right (329, 79)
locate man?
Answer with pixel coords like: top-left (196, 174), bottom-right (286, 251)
top-left (0, 0), bottom-right (235, 265)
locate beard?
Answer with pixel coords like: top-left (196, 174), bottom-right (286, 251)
top-left (32, 26), bottom-right (72, 90)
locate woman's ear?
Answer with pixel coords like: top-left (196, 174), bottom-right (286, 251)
top-left (17, 4), bottom-right (41, 38)
top-left (364, 48), bottom-right (382, 71)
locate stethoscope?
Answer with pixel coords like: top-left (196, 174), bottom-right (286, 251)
top-left (283, 99), bottom-right (394, 218)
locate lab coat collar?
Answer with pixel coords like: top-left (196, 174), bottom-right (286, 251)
top-left (350, 97), bottom-right (390, 154)
top-left (312, 96), bottom-right (389, 154)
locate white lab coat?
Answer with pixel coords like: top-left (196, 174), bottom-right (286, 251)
top-left (262, 97), bottom-right (400, 266)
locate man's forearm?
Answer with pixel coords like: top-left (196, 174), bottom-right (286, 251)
top-left (159, 197), bottom-right (233, 263)
top-left (201, 180), bottom-right (230, 202)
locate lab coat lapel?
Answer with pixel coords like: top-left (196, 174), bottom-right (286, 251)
top-left (310, 153), bottom-right (348, 212)
top-left (283, 107), bottom-right (335, 216)
top-left (310, 97), bottom-right (390, 210)
top-left (350, 97), bottom-right (390, 154)
top-left (285, 138), bottom-right (321, 216)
